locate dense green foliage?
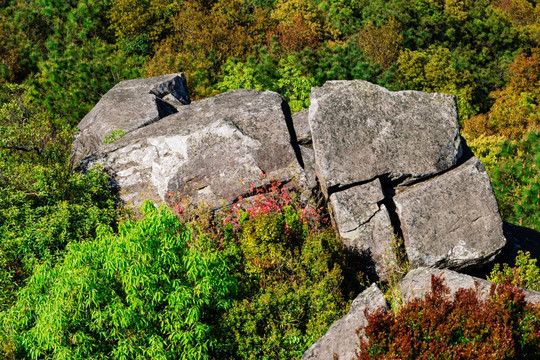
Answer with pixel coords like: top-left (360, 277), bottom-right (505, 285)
top-left (1, 0), bottom-right (540, 358)
top-left (467, 131), bottom-right (540, 229)
top-left (356, 275), bottom-right (540, 359)
top-left (1, 203), bottom-right (237, 359)
top-left (1, 185), bottom-right (362, 359)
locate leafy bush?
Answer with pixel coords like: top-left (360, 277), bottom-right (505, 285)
top-left (2, 182), bottom-right (364, 359)
top-left (103, 129), bottom-right (126, 144)
top-left (174, 181), bottom-right (365, 359)
top-left (356, 274), bottom-right (540, 359)
top-left (466, 131), bottom-right (540, 230)
top-left (489, 250), bottom-right (540, 292)
top-left (0, 84), bottom-right (120, 310)
top-left (1, 203), bottom-right (238, 360)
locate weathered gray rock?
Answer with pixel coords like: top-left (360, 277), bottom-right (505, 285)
top-left (300, 145), bottom-right (317, 190)
top-left (301, 284), bottom-right (388, 360)
top-left (329, 179), bottom-right (395, 279)
top-left (72, 73), bottom-right (190, 166)
top-left (292, 109), bottom-right (312, 145)
top-left (309, 80), bottom-right (461, 196)
top-left (79, 89), bottom-right (304, 209)
top-left (400, 267), bottom-right (540, 304)
top-left (394, 156), bottom-right (506, 270)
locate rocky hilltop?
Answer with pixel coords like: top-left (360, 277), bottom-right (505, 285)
top-left (72, 74), bottom-right (539, 359)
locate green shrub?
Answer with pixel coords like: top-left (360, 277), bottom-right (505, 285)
top-left (2, 182), bottom-right (364, 359)
top-left (466, 131), bottom-right (540, 230)
top-left (103, 129), bottom-right (126, 144)
top-left (176, 181), bottom-right (365, 359)
top-left (489, 250), bottom-right (540, 292)
top-left (356, 274), bottom-right (540, 359)
top-left (1, 203), bottom-right (237, 360)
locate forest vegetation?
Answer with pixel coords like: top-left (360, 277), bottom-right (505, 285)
top-left (0, 0), bottom-right (539, 358)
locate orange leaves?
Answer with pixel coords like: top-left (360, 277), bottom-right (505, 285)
top-left (464, 49), bottom-right (540, 139)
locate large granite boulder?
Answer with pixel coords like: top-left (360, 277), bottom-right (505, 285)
top-left (72, 73), bottom-right (190, 166)
top-left (79, 89), bottom-right (305, 209)
top-left (309, 80), bottom-right (461, 196)
top-left (301, 284), bottom-right (388, 360)
top-left (400, 267), bottom-right (540, 304)
top-left (394, 156), bottom-right (506, 270)
top-left (329, 179), bottom-right (395, 279)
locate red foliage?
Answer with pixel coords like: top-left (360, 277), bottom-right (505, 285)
top-left (267, 15), bottom-right (320, 52)
top-left (356, 275), bottom-right (540, 359)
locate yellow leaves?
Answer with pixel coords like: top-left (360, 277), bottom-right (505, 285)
top-left (396, 45), bottom-right (478, 122)
top-left (146, 0), bottom-right (262, 98)
top-left (108, 0), bottom-right (178, 47)
top-left (462, 133), bottom-right (506, 171)
top-left (444, 0), bottom-right (473, 22)
top-left (464, 49), bottom-right (540, 139)
top-left (492, 0), bottom-right (537, 26)
top-left (357, 17), bottom-right (403, 69)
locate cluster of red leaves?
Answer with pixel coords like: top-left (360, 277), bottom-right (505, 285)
top-left (267, 15), bottom-right (320, 52)
top-left (356, 275), bottom-right (540, 359)
top-left (166, 178), bottom-right (328, 238)
top-left (224, 179), bottom-right (327, 231)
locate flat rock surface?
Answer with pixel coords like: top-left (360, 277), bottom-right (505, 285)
top-left (400, 267), bottom-right (540, 304)
top-left (329, 180), bottom-right (395, 279)
top-left (72, 73), bottom-right (190, 165)
top-left (79, 89), bottom-right (304, 209)
top-left (301, 284), bottom-right (388, 360)
top-left (292, 109), bottom-right (311, 145)
top-left (299, 145), bottom-right (317, 190)
top-left (394, 157), bottom-right (506, 270)
top-left (309, 80), bottom-right (461, 196)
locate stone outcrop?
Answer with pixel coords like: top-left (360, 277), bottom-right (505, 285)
top-left (301, 284), bottom-right (388, 360)
top-left (72, 73), bottom-right (190, 166)
top-left (307, 80), bottom-right (504, 279)
top-left (400, 267), bottom-right (540, 304)
top-left (74, 76), bottom-right (509, 279)
top-left (394, 156), bottom-right (506, 270)
top-left (78, 89), bottom-right (305, 209)
top-left (309, 80), bottom-right (461, 196)
top-left (74, 74), bottom-right (534, 360)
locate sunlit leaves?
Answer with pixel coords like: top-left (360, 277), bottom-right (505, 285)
top-left (2, 204), bottom-right (237, 359)
top-left (396, 45), bottom-right (478, 122)
top-left (464, 49), bottom-right (540, 139)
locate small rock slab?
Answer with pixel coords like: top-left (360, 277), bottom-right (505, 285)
top-left (79, 89), bottom-right (304, 209)
top-left (301, 283), bottom-right (388, 360)
top-left (329, 179), bottom-right (395, 279)
top-left (292, 109), bottom-right (312, 145)
top-left (400, 267), bottom-right (540, 304)
top-left (394, 157), bottom-right (506, 270)
top-left (299, 145), bottom-right (317, 190)
top-left (309, 80), bottom-right (461, 196)
top-left (72, 73), bottom-right (190, 166)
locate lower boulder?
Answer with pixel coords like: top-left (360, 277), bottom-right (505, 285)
top-left (399, 267), bottom-right (540, 304)
top-left (301, 284), bottom-right (388, 360)
top-left (394, 156), bottom-right (506, 270)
